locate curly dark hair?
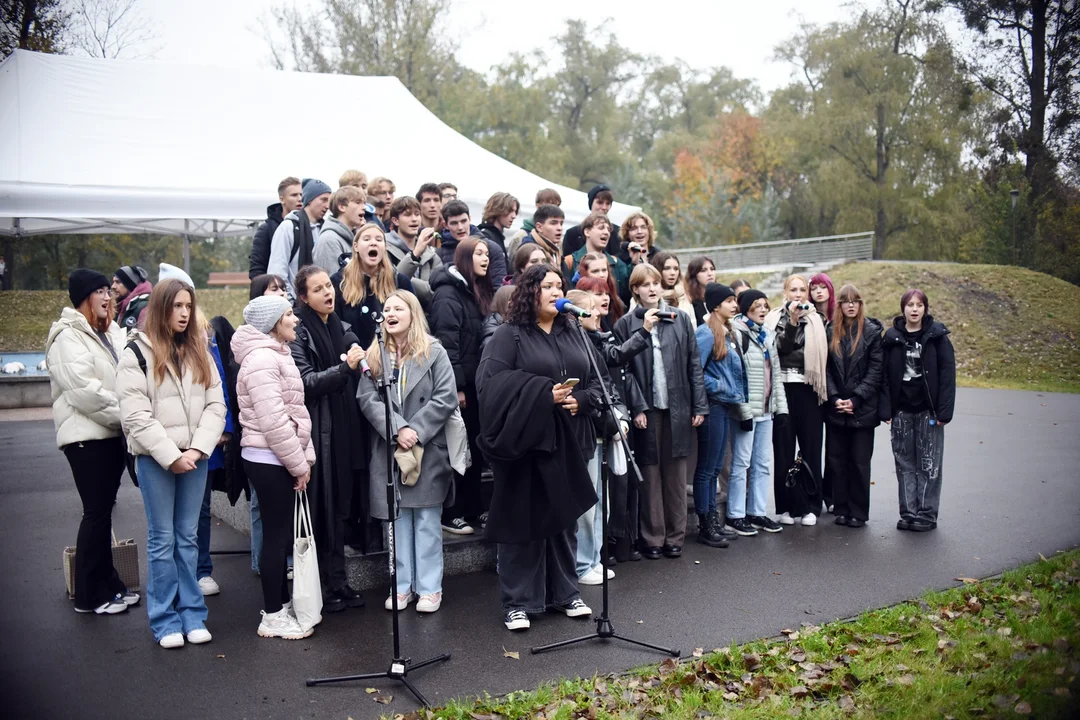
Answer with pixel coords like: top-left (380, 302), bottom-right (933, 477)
top-left (507, 263), bottom-right (563, 326)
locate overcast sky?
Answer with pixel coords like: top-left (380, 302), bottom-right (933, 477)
top-left (139, 0), bottom-right (855, 94)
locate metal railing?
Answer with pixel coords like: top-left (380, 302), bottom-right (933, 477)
top-left (668, 231), bottom-right (874, 271)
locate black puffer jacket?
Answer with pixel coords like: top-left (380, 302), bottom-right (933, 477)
top-left (825, 317), bottom-right (884, 429)
top-left (881, 315), bottom-right (956, 423)
top-left (429, 265), bottom-right (485, 391)
top-left (249, 203), bottom-right (283, 279)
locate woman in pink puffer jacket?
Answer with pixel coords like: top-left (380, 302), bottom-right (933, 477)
top-left (231, 295), bottom-right (316, 641)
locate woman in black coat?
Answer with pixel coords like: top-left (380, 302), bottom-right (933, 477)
top-left (428, 237), bottom-right (494, 535)
top-left (331, 224), bottom-right (414, 349)
top-left (289, 265), bottom-right (368, 613)
top-left (825, 284), bottom-right (884, 529)
top-left (477, 264), bottom-right (601, 631)
top-left (881, 289), bottom-right (956, 532)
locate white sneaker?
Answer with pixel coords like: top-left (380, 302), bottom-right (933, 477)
top-left (416, 592), bottom-right (442, 613)
top-left (287, 567), bottom-right (294, 581)
top-left (778, 512), bottom-right (795, 526)
top-left (800, 513), bottom-right (818, 526)
top-left (282, 599), bottom-right (294, 617)
top-left (186, 628), bottom-right (212, 644)
top-left (258, 608), bottom-right (312, 640)
top-left (384, 592), bottom-right (414, 611)
top-left (606, 568), bottom-right (615, 580)
top-left (198, 576), bottom-right (220, 596)
top-left (75, 594), bottom-right (128, 615)
top-left (578, 565), bottom-right (604, 586)
top-left (159, 632), bottom-right (184, 649)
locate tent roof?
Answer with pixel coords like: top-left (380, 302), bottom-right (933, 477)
top-left (0, 50), bottom-right (638, 238)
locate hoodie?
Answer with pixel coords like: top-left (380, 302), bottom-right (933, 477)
top-left (116, 280), bottom-right (153, 331)
top-left (438, 226), bottom-right (507, 289)
top-left (312, 214), bottom-right (355, 272)
top-left (386, 229), bottom-right (443, 305)
top-left (231, 324), bottom-right (315, 477)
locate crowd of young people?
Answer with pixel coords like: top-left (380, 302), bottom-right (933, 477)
top-left (45, 173), bottom-right (956, 646)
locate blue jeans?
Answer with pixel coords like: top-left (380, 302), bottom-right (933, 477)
top-left (692, 404), bottom-right (730, 515)
top-left (137, 455), bottom-right (209, 641)
top-left (575, 446), bottom-right (604, 576)
top-left (196, 474), bottom-right (213, 579)
top-left (249, 485), bottom-right (263, 573)
top-left (728, 416), bottom-right (772, 519)
top-left (392, 506), bottom-right (443, 596)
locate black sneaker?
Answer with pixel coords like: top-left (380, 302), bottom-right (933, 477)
top-left (847, 518), bottom-right (867, 528)
top-left (553, 597), bottom-right (592, 618)
top-left (504, 609), bottom-right (530, 630)
top-left (333, 585), bottom-right (365, 608)
top-left (909, 520), bottom-right (936, 532)
top-left (442, 517), bottom-right (475, 535)
top-left (749, 515), bottom-right (783, 533)
top-left (725, 517), bottom-right (758, 536)
top-left (323, 591), bottom-right (346, 613)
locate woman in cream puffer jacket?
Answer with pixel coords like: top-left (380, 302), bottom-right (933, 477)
top-left (46, 269), bottom-right (135, 615)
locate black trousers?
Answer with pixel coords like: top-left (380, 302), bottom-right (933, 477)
top-left (773, 383), bottom-right (824, 517)
top-left (63, 438), bottom-right (127, 609)
top-left (442, 385), bottom-right (487, 523)
top-left (826, 425), bottom-right (875, 522)
top-left (496, 526), bottom-right (579, 613)
top-left (243, 460), bottom-right (294, 613)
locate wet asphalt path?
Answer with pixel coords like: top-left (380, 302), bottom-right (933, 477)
top-left (1, 387), bottom-right (1078, 719)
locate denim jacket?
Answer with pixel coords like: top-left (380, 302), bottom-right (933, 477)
top-left (695, 323), bottom-right (746, 406)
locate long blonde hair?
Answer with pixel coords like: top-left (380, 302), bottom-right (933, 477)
top-left (143, 279), bottom-right (213, 386)
top-left (706, 309), bottom-right (731, 360)
top-left (366, 290), bottom-right (432, 377)
top-left (830, 284), bottom-right (866, 357)
top-left (340, 225), bottom-right (397, 306)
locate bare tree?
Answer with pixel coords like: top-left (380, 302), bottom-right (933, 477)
top-left (69, 0), bottom-right (158, 59)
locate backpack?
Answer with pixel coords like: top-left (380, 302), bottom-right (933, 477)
top-left (249, 215), bottom-right (305, 277)
top-left (123, 340), bottom-right (148, 486)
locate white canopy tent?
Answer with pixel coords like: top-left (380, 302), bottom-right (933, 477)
top-left (0, 50), bottom-right (638, 249)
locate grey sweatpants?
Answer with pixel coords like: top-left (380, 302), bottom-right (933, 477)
top-left (891, 410), bottom-right (945, 523)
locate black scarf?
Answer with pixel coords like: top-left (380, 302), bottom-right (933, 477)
top-left (295, 303), bottom-right (366, 474)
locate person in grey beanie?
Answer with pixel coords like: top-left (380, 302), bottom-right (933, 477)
top-left (268, 178), bottom-right (332, 299)
top-left (231, 294), bottom-right (316, 640)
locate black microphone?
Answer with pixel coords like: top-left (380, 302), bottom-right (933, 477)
top-left (341, 331), bottom-right (372, 377)
top-left (633, 306), bottom-right (678, 322)
top-left (554, 297), bottom-right (592, 318)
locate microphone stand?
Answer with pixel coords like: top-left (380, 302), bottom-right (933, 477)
top-left (307, 321), bottom-right (451, 706)
top-left (531, 315), bottom-right (680, 658)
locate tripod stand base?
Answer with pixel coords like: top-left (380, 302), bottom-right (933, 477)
top-left (530, 618), bottom-right (679, 657)
top-left (306, 653), bottom-right (451, 706)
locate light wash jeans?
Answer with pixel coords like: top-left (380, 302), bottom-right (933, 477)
top-left (136, 455), bottom-right (209, 642)
top-left (197, 474), bottom-right (213, 579)
top-left (392, 506), bottom-right (443, 596)
top-left (575, 446), bottom-right (604, 577)
top-left (728, 415), bottom-right (772, 519)
top-left (249, 485), bottom-right (263, 573)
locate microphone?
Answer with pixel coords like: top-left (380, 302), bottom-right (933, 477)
top-left (341, 331), bottom-right (372, 377)
top-left (554, 297), bottom-right (592, 318)
top-left (360, 305), bottom-right (384, 324)
top-left (633, 306), bottom-right (678, 322)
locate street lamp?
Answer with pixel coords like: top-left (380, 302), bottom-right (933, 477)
top-left (1010, 189), bottom-right (1020, 265)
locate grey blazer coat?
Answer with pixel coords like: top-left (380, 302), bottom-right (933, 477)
top-left (357, 339), bottom-right (457, 520)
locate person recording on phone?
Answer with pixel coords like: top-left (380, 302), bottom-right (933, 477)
top-left (386, 196), bottom-right (443, 305)
top-left (614, 263), bottom-right (707, 560)
top-left (477, 264), bottom-right (602, 631)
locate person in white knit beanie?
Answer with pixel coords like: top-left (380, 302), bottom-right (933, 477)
top-left (159, 263), bottom-right (195, 288)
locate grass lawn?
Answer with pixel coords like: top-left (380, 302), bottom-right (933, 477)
top-left (0, 289), bottom-right (249, 352)
top-left (408, 549), bottom-right (1080, 720)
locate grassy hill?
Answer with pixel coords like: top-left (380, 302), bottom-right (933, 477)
top-left (2, 262), bottom-right (1077, 393)
top-left (796, 262), bottom-right (1080, 394)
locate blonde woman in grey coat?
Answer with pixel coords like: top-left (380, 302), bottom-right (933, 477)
top-left (357, 290), bottom-right (458, 614)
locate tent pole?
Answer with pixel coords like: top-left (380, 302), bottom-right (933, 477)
top-left (183, 219), bottom-right (191, 276)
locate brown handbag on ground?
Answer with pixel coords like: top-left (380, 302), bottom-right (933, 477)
top-left (63, 531), bottom-right (141, 599)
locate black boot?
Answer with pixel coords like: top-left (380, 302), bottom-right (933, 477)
top-left (697, 513), bottom-right (729, 548)
top-left (602, 537), bottom-right (618, 566)
top-left (710, 511), bottom-right (738, 541)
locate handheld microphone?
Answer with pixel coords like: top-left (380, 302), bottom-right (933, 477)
top-left (341, 331), bottom-right (372, 377)
top-left (555, 297), bottom-right (592, 318)
top-left (633, 306), bottom-right (678, 322)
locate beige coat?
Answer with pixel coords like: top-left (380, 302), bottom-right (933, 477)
top-left (117, 331), bottom-right (227, 470)
top-left (45, 308), bottom-right (127, 448)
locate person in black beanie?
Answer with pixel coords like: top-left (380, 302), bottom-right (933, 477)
top-left (47, 269), bottom-right (137, 614)
top-left (562, 184), bottom-right (621, 257)
top-left (112, 265), bottom-right (152, 331)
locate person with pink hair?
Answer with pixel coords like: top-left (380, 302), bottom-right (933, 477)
top-left (809, 273), bottom-right (836, 324)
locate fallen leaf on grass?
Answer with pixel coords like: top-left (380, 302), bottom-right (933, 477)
top-left (790, 686), bottom-right (809, 699)
top-left (374, 695), bottom-right (393, 704)
top-left (692, 648), bottom-right (704, 658)
top-left (897, 674), bottom-right (915, 686)
top-left (502, 647), bottom-right (520, 660)
top-left (840, 673), bottom-right (861, 691)
top-left (997, 627), bottom-right (1013, 637)
top-left (743, 653), bottom-right (762, 671)
top-left (955, 577), bottom-right (980, 584)
top-left (722, 692), bottom-right (739, 701)
top-left (1053, 687), bottom-right (1071, 697)
top-left (838, 695), bottom-right (855, 712)
top-left (1015, 701), bottom-right (1032, 715)
top-left (788, 649), bottom-right (807, 663)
